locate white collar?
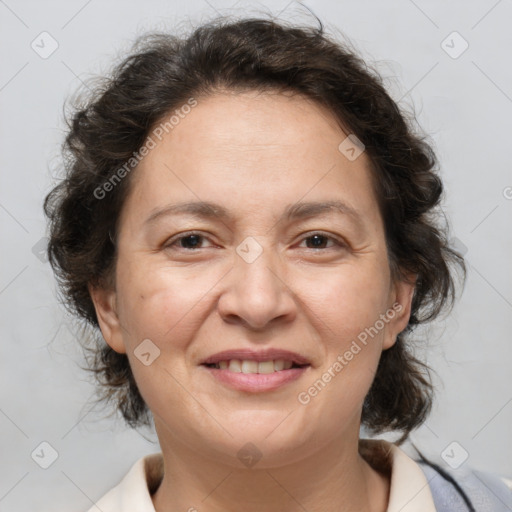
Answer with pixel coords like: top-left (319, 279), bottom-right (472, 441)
top-left (360, 439), bottom-right (437, 512)
top-left (88, 439), bottom-right (436, 512)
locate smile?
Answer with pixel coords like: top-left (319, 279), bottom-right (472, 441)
top-left (201, 360), bottom-right (310, 392)
top-left (203, 359), bottom-right (305, 373)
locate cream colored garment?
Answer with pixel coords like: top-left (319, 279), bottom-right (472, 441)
top-left (86, 439), bottom-right (437, 512)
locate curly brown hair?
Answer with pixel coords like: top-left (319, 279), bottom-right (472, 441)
top-left (43, 15), bottom-right (465, 440)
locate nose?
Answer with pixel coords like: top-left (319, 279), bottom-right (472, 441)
top-left (217, 245), bottom-right (297, 331)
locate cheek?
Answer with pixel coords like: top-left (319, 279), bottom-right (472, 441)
top-left (115, 266), bottom-right (208, 422)
top-left (115, 257), bottom-right (216, 344)
top-left (310, 259), bottom-right (391, 343)
top-left (300, 260), bottom-right (390, 400)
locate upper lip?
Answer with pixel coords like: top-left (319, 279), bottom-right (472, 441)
top-left (201, 348), bottom-right (310, 366)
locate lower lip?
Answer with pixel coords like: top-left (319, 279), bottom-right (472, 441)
top-left (202, 365), bottom-right (309, 392)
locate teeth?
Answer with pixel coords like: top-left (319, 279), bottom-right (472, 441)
top-left (241, 360), bottom-right (258, 373)
top-left (258, 361), bottom-right (274, 374)
top-left (274, 359), bottom-right (285, 371)
top-left (228, 360), bottom-right (242, 372)
top-left (213, 359), bottom-right (301, 373)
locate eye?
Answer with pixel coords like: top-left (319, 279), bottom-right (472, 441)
top-left (298, 232), bottom-right (346, 250)
top-left (163, 231), bottom-right (345, 252)
top-left (164, 232), bottom-right (213, 251)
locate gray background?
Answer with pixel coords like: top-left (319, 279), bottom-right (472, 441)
top-left (1, 0), bottom-right (511, 510)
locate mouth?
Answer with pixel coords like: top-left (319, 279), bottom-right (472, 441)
top-left (200, 349), bottom-right (311, 392)
top-left (202, 359), bottom-right (308, 373)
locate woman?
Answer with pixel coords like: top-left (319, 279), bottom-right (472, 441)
top-left (44, 15), bottom-right (512, 512)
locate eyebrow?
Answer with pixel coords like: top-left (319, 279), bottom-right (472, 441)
top-left (144, 200), bottom-right (364, 228)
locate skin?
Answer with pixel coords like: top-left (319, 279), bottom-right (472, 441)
top-left (89, 89), bottom-right (415, 512)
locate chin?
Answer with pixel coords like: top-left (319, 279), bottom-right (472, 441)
top-left (197, 413), bottom-right (320, 468)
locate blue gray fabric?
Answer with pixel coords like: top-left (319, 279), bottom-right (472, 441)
top-left (417, 460), bottom-right (512, 511)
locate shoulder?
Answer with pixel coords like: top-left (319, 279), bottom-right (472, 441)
top-left (85, 453), bottom-right (163, 512)
top-left (360, 438), bottom-right (512, 512)
top-left (416, 456), bottom-right (512, 511)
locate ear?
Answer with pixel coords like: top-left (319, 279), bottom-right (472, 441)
top-left (382, 275), bottom-right (416, 350)
top-left (88, 282), bottom-right (127, 354)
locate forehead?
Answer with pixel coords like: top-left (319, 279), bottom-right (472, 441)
top-left (120, 90), bottom-right (381, 231)
top-left (155, 89), bottom-right (351, 158)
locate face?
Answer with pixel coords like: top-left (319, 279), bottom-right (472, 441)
top-left (90, 90), bottom-right (414, 467)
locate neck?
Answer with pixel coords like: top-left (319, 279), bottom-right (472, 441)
top-left (151, 427), bottom-right (390, 512)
